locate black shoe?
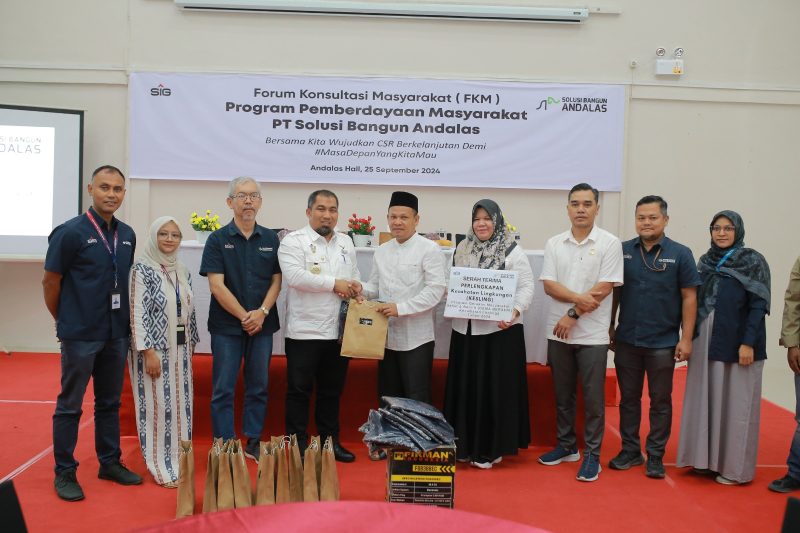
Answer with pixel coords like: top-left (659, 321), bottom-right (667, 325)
top-left (55, 469), bottom-right (85, 501)
top-left (646, 455), bottom-right (665, 479)
top-left (608, 450), bottom-right (644, 470)
top-left (769, 474), bottom-right (800, 493)
top-left (244, 437), bottom-right (260, 463)
top-left (332, 442), bottom-right (356, 463)
top-left (98, 461), bottom-right (143, 485)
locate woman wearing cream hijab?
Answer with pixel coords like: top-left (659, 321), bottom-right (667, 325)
top-left (128, 216), bottom-right (199, 487)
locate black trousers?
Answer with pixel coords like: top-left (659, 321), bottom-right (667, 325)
top-left (285, 338), bottom-right (349, 443)
top-left (614, 342), bottom-right (676, 457)
top-left (378, 341), bottom-right (435, 406)
top-left (547, 340), bottom-right (608, 457)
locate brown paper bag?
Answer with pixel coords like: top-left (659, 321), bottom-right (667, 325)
top-left (255, 442), bottom-right (275, 505)
top-left (216, 440), bottom-right (235, 511)
top-left (320, 436), bottom-right (340, 501)
top-left (230, 439), bottom-right (252, 508)
top-left (176, 440), bottom-right (195, 518)
top-left (202, 438), bottom-right (223, 513)
top-left (288, 434), bottom-right (304, 502)
top-left (340, 299), bottom-right (389, 360)
top-left (273, 436), bottom-right (291, 503)
top-left (303, 436), bottom-right (321, 502)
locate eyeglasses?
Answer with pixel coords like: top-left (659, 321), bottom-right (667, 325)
top-left (230, 192), bottom-right (262, 201)
top-left (710, 225), bottom-right (735, 233)
top-left (157, 231), bottom-right (182, 240)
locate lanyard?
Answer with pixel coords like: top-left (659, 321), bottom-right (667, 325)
top-left (85, 210), bottom-right (119, 289)
top-left (160, 265), bottom-right (182, 319)
top-left (716, 247), bottom-right (738, 272)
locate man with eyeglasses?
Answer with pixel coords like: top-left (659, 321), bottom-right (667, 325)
top-left (609, 195), bottom-right (700, 478)
top-left (278, 189), bottom-right (361, 462)
top-left (199, 176), bottom-right (281, 462)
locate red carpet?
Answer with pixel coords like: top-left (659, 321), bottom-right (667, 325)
top-left (0, 352), bottom-right (795, 532)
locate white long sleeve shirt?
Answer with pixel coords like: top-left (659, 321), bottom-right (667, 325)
top-left (450, 245), bottom-right (535, 336)
top-left (278, 225), bottom-right (360, 340)
top-left (361, 233), bottom-right (447, 351)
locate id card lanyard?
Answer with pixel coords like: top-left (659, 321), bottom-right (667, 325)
top-left (715, 247), bottom-right (738, 272)
top-left (86, 210), bottom-right (120, 310)
top-left (160, 265), bottom-right (183, 322)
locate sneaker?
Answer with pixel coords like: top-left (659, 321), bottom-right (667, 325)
top-left (645, 455), bottom-right (665, 479)
top-left (576, 454), bottom-right (602, 482)
top-left (98, 461), bottom-right (143, 485)
top-left (244, 437), bottom-right (260, 463)
top-left (55, 469), bottom-right (85, 501)
top-left (608, 450), bottom-right (644, 470)
top-left (470, 457), bottom-right (503, 469)
top-left (538, 446), bottom-right (580, 466)
top-left (768, 474), bottom-right (800, 493)
top-left (715, 475), bottom-right (740, 486)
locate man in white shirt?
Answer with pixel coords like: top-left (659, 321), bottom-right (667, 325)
top-left (277, 189), bottom-right (361, 462)
top-left (538, 183), bottom-right (624, 482)
top-left (361, 192), bottom-right (446, 414)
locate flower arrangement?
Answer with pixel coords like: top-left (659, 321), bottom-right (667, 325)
top-left (190, 210), bottom-right (222, 232)
top-left (348, 213), bottom-right (375, 235)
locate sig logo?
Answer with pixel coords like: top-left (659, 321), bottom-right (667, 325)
top-left (150, 84), bottom-right (172, 96)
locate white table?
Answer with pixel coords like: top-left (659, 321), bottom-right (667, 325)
top-left (180, 242), bottom-right (548, 364)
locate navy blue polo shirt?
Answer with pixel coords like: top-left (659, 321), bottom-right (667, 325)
top-left (708, 275), bottom-right (768, 362)
top-left (199, 220), bottom-right (281, 336)
top-left (616, 236), bottom-right (701, 349)
top-left (44, 206), bottom-right (136, 341)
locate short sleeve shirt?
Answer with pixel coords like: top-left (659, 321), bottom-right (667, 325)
top-left (44, 206), bottom-right (136, 340)
top-left (199, 220), bottom-right (281, 336)
top-left (615, 236), bottom-right (702, 349)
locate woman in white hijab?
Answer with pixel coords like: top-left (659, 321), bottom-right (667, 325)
top-left (128, 216), bottom-right (199, 487)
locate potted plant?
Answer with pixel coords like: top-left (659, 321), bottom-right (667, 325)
top-left (190, 210), bottom-right (222, 244)
top-left (348, 213), bottom-right (376, 247)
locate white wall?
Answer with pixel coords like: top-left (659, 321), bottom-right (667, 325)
top-left (2, 0), bottom-right (799, 406)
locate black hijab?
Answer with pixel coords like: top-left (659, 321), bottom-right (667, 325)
top-left (696, 210), bottom-right (770, 326)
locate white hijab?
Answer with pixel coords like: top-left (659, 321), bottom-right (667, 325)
top-left (139, 216), bottom-right (191, 294)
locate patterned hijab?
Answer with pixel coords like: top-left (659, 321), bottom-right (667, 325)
top-left (453, 199), bottom-right (515, 270)
top-left (696, 210), bottom-right (771, 326)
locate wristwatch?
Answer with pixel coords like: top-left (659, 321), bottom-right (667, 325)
top-left (567, 307), bottom-right (580, 320)
top-left (260, 306), bottom-right (269, 316)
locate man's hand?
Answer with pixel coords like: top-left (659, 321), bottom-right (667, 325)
top-left (574, 291), bottom-right (602, 314)
top-left (241, 310), bottom-right (266, 336)
top-left (349, 280), bottom-right (363, 297)
top-left (334, 279), bottom-right (354, 299)
top-left (377, 303), bottom-right (399, 317)
top-left (788, 346), bottom-right (800, 374)
top-left (553, 314), bottom-right (577, 340)
top-left (144, 348), bottom-right (161, 378)
top-left (738, 344), bottom-right (754, 366)
top-left (498, 309), bottom-right (521, 330)
top-left (675, 337), bottom-right (693, 362)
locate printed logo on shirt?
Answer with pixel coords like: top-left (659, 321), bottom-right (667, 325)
top-left (658, 258), bottom-right (676, 264)
top-left (259, 247), bottom-right (273, 252)
top-left (122, 241), bottom-right (132, 246)
top-left (224, 243), bottom-right (234, 249)
top-left (623, 254), bottom-right (633, 260)
top-left (87, 237), bottom-right (98, 244)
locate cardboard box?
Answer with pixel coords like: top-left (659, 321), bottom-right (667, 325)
top-left (386, 445), bottom-right (456, 508)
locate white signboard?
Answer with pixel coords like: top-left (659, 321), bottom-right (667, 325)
top-left (444, 267), bottom-right (518, 322)
top-left (129, 73), bottom-right (625, 190)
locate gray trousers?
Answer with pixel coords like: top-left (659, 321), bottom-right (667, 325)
top-left (548, 340), bottom-right (608, 456)
top-left (614, 343), bottom-right (676, 457)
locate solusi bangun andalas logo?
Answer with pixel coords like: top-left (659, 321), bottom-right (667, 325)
top-left (150, 84), bottom-right (171, 96)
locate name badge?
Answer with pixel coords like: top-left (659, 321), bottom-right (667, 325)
top-left (111, 291), bottom-right (121, 310)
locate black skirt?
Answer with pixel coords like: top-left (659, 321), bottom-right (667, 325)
top-left (443, 323), bottom-right (531, 462)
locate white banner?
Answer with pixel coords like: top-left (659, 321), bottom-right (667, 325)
top-left (129, 73), bottom-right (624, 190)
top-left (444, 267), bottom-right (518, 322)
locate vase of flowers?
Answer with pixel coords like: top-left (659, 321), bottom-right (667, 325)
top-left (348, 213), bottom-right (375, 247)
top-left (191, 210), bottom-right (222, 244)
